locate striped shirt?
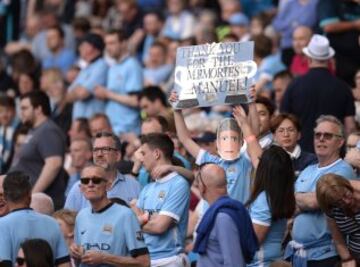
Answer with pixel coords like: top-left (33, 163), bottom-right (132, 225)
top-left (329, 207), bottom-right (360, 255)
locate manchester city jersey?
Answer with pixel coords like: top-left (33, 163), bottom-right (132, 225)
top-left (137, 172), bottom-right (190, 260)
top-left (75, 203), bottom-right (148, 267)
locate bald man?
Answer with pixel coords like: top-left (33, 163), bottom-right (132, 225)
top-left (0, 175), bottom-right (9, 217)
top-left (290, 26), bottom-right (313, 76)
top-left (193, 164), bottom-right (258, 267)
top-left (31, 192), bottom-right (55, 215)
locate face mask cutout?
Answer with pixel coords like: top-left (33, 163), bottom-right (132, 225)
top-left (216, 118), bottom-right (242, 160)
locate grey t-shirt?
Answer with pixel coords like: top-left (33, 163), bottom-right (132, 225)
top-left (197, 212), bottom-right (245, 267)
top-left (12, 119), bottom-right (66, 208)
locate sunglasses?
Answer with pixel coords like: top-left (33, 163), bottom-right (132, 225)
top-left (314, 131), bottom-right (342, 140)
top-left (80, 176), bottom-right (106, 185)
top-left (16, 257), bottom-right (25, 266)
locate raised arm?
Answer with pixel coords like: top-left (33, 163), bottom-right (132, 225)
top-left (233, 105), bottom-right (262, 168)
top-left (170, 92), bottom-right (201, 158)
top-left (247, 86), bottom-right (260, 137)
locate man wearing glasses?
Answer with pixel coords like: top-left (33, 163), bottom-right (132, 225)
top-left (65, 132), bottom-right (140, 211)
top-left (70, 164), bottom-right (150, 267)
top-left (285, 115), bottom-right (355, 267)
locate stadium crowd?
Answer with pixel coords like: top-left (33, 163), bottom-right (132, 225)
top-left (0, 0), bottom-right (360, 266)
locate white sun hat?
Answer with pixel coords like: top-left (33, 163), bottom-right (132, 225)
top-left (302, 34), bottom-right (335, 60)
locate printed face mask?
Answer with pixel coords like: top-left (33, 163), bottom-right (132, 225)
top-left (216, 118), bottom-right (242, 160)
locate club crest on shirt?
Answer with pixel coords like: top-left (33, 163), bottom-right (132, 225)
top-left (158, 190), bottom-right (166, 201)
top-left (227, 166), bottom-right (236, 175)
top-left (136, 230), bottom-right (144, 241)
top-left (102, 224), bottom-right (113, 234)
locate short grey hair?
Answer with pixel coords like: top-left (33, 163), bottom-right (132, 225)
top-left (315, 115), bottom-right (344, 137)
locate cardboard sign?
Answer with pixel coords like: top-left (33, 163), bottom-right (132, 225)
top-left (173, 41), bottom-right (257, 109)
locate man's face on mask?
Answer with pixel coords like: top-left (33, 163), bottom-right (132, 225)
top-left (217, 130), bottom-right (242, 160)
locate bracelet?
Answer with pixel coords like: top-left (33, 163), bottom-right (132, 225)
top-left (342, 256), bottom-right (354, 263)
top-left (245, 135), bottom-right (257, 143)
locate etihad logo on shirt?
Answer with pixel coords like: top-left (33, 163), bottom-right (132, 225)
top-left (84, 243), bottom-right (111, 250)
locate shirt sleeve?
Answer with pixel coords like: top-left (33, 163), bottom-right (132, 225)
top-left (0, 224), bottom-right (12, 261)
top-left (124, 209), bottom-right (149, 257)
top-left (159, 179), bottom-right (190, 222)
top-left (195, 149), bottom-right (221, 166)
top-left (249, 192), bottom-right (271, 226)
top-left (124, 60), bottom-right (143, 93)
top-left (80, 61), bottom-right (108, 92)
top-left (318, 0), bottom-right (341, 28)
top-left (215, 213), bottom-right (246, 267)
top-left (54, 222), bottom-right (71, 264)
top-left (136, 186), bottom-right (147, 210)
top-left (64, 182), bottom-right (82, 211)
top-left (74, 215), bottom-right (80, 245)
top-left (333, 164), bottom-right (355, 180)
top-left (37, 128), bottom-right (65, 159)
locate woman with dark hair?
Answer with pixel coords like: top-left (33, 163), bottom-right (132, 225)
top-left (16, 239), bottom-right (54, 267)
top-left (271, 113), bottom-right (317, 176)
top-left (247, 145), bottom-right (296, 267)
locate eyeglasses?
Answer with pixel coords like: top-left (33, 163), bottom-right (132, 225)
top-left (347, 144), bottom-right (356, 150)
top-left (314, 131), bottom-right (342, 140)
top-left (276, 127), bottom-right (297, 135)
top-left (80, 176), bottom-right (106, 185)
top-left (16, 257), bottom-right (26, 266)
top-left (92, 147), bottom-right (118, 154)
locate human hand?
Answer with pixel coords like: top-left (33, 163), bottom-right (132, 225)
top-left (133, 147), bottom-right (144, 163)
top-left (73, 86), bottom-right (89, 100)
top-left (138, 212), bottom-right (150, 226)
top-left (69, 243), bottom-right (84, 260)
top-left (168, 90), bottom-right (179, 104)
top-left (81, 250), bottom-right (106, 265)
top-left (151, 165), bottom-right (173, 178)
top-left (94, 85), bottom-right (108, 100)
top-left (232, 105), bottom-right (248, 125)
